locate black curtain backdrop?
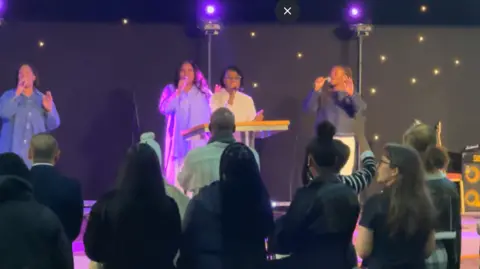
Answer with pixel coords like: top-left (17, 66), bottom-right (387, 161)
top-left (0, 22), bottom-right (475, 200)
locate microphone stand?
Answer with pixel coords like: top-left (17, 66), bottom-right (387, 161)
top-left (132, 90), bottom-right (140, 144)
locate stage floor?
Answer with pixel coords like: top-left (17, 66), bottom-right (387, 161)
top-left (72, 212), bottom-right (480, 269)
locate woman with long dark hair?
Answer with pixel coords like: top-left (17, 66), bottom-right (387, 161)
top-left (178, 142), bottom-right (274, 269)
top-left (269, 122), bottom-right (360, 269)
top-left (355, 143), bottom-right (437, 269)
top-left (159, 60), bottom-right (212, 187)
top-left (84, 144), bottom-right (181, 269)
top-left (404, 123), bottom-right (461, 269)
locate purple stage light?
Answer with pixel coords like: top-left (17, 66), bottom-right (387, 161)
top-left (205, 5), bottom-right (216, 15)
top-left (348, 5), bottom-right (362, 18)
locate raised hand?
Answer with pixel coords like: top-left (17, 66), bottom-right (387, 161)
top-left (42, 91), bottom-right (53, 112)
top-left (313, 77), bottom-right (328, 92)
top-left (254, 109), bottom-right (264, 121)
top-left (344, 77), bottom-right (354, 96)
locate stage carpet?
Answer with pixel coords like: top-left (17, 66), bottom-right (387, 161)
top-left (73, 213), bottom-right (480, 269)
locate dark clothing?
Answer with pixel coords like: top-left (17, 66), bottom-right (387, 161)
top-left (426, 175), bottom-right (461, 269)
top-left (84, 190), bottom-right (181, 269)
top-left (31, 164), bottom-right (84, 241)
top-left (359, 193), bottom-right (431, 269)
top-left (178, 181), bottom-right (274, 269)
top-left (269, 173), bottom-right (360, 269)
top-left (0, 175), bottom-right (73, 269)
top-left (303, 88), bottom-right (366, 135)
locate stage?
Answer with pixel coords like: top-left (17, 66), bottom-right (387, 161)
top-left (74, 202), bottom-right (480, 269)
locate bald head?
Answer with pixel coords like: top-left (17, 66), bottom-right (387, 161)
top-left (209, 107), bottom-right (235, 135)
top-left (28, 133), bottom-right (60, 164)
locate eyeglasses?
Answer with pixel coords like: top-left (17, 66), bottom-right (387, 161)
top-left (377, 159), bottom-right (391, 167)
top-left (225, 76), bottom-right (242, 81)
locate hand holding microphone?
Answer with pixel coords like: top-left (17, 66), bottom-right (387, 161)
top-left (176, 76), bottom-right (188, 96)
top-left (16, 79), bottom-right (25, 96)
top-left (313, 76), bottom-right (330, 92)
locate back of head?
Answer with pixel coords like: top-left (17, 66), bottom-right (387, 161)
top-left (383, 143), bottom-right (435, 236)
top-left (29, 133), bottom-right (59, 163)
top-left (0, 153), bottom-right (30, 179)
top-left (117, 143), bottom-right (166, 200)
top-left (210, 107), bottom-right (235, 134)
top-left (307, 122), bottom-right (337, 169)
top-left (0, 153), bottom-right (31, 201)
top-left (403, 123), bottom-right (448, 173)
top-left (219, 143), bottom-right (272, 242)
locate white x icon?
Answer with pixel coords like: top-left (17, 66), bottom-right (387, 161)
top-left (284, 7), bottom-right (292, 15)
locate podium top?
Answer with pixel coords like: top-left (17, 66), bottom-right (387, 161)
top-left (182, 120), bottom-right (290, 139)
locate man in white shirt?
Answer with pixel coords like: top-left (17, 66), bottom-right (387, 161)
top-left (177, 107), bottom-right (260, 196)
top-left (210, 66), bottom-right (263, 122)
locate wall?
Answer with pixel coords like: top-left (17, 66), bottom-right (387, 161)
top-left (0, 22), bottom-right (476, 200)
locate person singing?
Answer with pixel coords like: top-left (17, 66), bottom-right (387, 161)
top-left (304, 65), bottom-right (366, 175)
top-left (0, 64), bottom-right (60, 166)
top-left (211, 66), bottom-right (263, 122)
top-left (159, 60), bottom-right (212, 188)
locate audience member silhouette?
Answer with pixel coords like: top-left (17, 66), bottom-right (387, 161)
top-left (178, 142), bottom-right (273, 269)
top-left (404, 123), bottom-right (461, 269)
top-left (269, 122), bottom-right (360, 269)
top-left (139, 131), bottom-right (189, 219)
top-left (29, 133), bottom-right (84, 242)
top-left (178, 107), bottom-right (260, 196)
top-left (83, 143), bottom-right (181, 269)
top-left (355, 143), bottom-right (436, 269)
top-left (0, 152), bottom-right (73, 269)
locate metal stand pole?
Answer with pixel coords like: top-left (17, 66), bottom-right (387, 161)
top-left (207, 33), bottom-right (213, 88)
top-left (357, 35), bottom-right (364, 95)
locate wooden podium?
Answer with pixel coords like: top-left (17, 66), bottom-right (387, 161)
top-left (182, 120), bottom-right (290, 148)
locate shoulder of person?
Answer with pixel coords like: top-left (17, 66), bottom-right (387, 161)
top-left (36, 204), bottom-right (65, 234)
top-left (1, 89), bottom-right (15, 97)
top-left (162, 83), bottom-right (175, 93)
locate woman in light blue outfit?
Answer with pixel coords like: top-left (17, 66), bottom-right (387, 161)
top-left (158, 61), bottom-right (212, 188)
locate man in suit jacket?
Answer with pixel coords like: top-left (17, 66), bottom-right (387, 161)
top-left (28, 133), bottom-right (84, 242)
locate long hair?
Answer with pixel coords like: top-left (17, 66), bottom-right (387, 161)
top-left (219, 143), bottom-right (273, 267)
top-left (219, 65), bottom-right (244, 89)
top-left (403, 123), bottom-right (449, 173)
top-left (116, 143), bottom-right (167, 201)
top-left (173, 60), bottom-right (210, 96)
top-left (383, 143), bottom-right (436, 237)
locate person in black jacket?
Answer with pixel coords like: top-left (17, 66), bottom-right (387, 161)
top-left (0, 152), bottom-right (73, 269)
top-left (268, 121), bottom-right (360, 269)
top-left (84, 143), bottom-right (181, 269)
top-left (404, 123), bottom-right (461, 269)
top-left (28, 133), bottom-right (84, 242)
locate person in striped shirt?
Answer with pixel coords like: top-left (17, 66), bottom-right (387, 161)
top-left (302, 115), bottom-right (376, 194)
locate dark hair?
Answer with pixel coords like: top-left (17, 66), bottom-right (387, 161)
top-left (403, 123), bottom-right (448, 173)
top-left (116, 143), bottom-right (166, 200)
top-left (383, 143), bottom-right (435, 237)
top-left (173, 60), bottom-right (202, 90)
top-left (306, 122), bottom-right (338, 168)
top-left (17, 64), bottom-right (39, 88)
top-left (333, 140), bottom-right (350, 172)
top-left (219, 143), bottom-right (273, 266)
top-left (0, 153), bottom-right (30, 180)
top-left (219, 65), bottom-right (244, 88)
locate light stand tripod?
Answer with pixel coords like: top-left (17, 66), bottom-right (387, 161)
top-left (350, 24), bottom-right (373, 173)
top-left (351, 24), bottom-right (373, 96)
top-left (200, 20), bottom-right (222, 88)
